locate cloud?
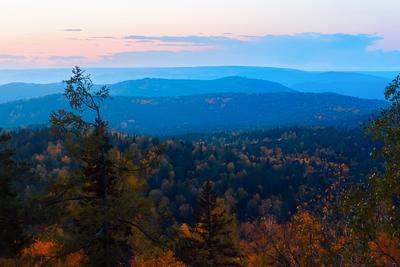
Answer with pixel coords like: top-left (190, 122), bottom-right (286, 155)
top-left (128, 39), bottom-right (156, 43)
top-left (0, 54), bottom-right (25, 60)
top-left (99, 33), bottom-right (400, 70)
top-left (0, 54), bottom-right (26, 68)
top-left (91, 36), bottom-right (117, 39)
top-left (63, 28), bottom-right (82, 32)
top-left (4, 33), bottom-right (400, 70)
top-left (125, 35), bottom-right (234, 44)
top-left (240, 35), bottom-right (258, 38)
top-left (48, 55), bottom-right (86, 61)
top-left (156, 43), bottom-right (209, 47)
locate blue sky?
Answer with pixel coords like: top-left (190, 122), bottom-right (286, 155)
top-left (99, 33), bottom-right (400, 70)
top-left (0, 0), bottom-right (399, 70)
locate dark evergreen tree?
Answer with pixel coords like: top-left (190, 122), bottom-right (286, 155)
top-left (0, 131), bottom-right (26, 258)
top-left (44, 67), bottom-right (157, 266)
top-left (177, 181), bottom-right (242, 267)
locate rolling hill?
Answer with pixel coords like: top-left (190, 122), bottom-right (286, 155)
top-left (289, 72), bottom-right (389, 99)
top-left (0, 92), bottom-right (386, 135)
top-left (0, 66), bottom-right (394, 100)
top-left (0, 76), bottom-right (293, 103)
top-left (108, 76), bottom-right (294, 97)
top-left (0, 82), bottom-right (64, 103)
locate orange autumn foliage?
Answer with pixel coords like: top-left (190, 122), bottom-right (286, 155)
top-left (21, 239), bottom-right (81, 267)
top-left (289, 212), bottom-right (325, 265)
top-left (22, 239), bottom-right (56, 257)
top-left (368, 233), bottom-right (400, 266)
top-left (132, 251), bottom-right (186, 267)
top-left (179, 223), bottom-right (191, 237)
top-left (241, 211), bottom-right (356, 267)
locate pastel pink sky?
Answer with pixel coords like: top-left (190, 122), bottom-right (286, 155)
top-left (1, 0), bottom-right (399, 69)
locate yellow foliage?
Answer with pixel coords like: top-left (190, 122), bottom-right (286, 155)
top-left (132, 251), bottom-right (186, 267)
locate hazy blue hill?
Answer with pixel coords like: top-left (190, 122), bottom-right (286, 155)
top-left (0, 82), bottom-right (64, 103)
top-left (0, 92), bottom-right (386, 135)
top-left (360, 71), bottom-right (399, 79)
top-left (290, 72), bottom-right (389, 99)
top-left (0, 76), bottom-right (293, 103)
top-left (108, 76), bottom-right (295, 97)
top-left (0, 66), bottom-right (305, 85)
top-left (0, 66), bottom-right (392, 100)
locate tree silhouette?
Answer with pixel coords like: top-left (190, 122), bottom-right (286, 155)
top-left (43, 67), bottom-right (157, 266)
top-left (0, 131), bottom-right (25, 258)
top-left (177, 181), bottom-right (242, 267)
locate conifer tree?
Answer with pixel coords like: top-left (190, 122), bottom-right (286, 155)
top-left (0, 130), bottom-right (29, 258)
top-left (43, 67), bottom-right (157, 266)
top-left (177, 181), bottom-right (242, 267)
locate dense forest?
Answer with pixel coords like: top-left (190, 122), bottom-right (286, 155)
top-left (1, 67), bottom-right (400, 266)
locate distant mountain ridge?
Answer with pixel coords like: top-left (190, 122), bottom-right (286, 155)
top-left (0, 82), bottom-right (64, 103)
top-left (0, 76), bottom-right (293, 103)
top-left (0, 92), bottom-right (386, 135)
top-left (108, 76), bottom-right (295, 97)
top-left (0, 66), bottom-right (394, 103)
top-left (0, 66), bottom-right (394, 100)
top-left (290, 72), bottom-right (389, 100)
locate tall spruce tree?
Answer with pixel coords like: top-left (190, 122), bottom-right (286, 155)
top-left (44, 67), bottom-right (156, 266)
top-left (177, 181), bottom-right (242, 267)
top-left (0, 131), bottom-right (25, 258)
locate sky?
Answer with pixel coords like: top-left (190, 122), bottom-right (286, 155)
top-left (1, 0), bottom-right (400, 70)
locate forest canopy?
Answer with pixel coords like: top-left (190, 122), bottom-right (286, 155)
top-left (0, 68), bottom-right (399, 266)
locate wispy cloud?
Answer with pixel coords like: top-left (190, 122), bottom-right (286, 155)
top-left (0, 54), bottom-right (26, 68)
top-left (98, 33), bottom-right (400, 70)
top-left (125, 35), bottom-right (234, 44)
top-left (48, 55), bottom-right (86, 61)
top-left (0, 54), bottom-right (25, 60)
top-left (90, 36), bottom-right (117, 39)
top-left (156, 43), bottom-right (209, 47)
top-left (63, 28), bottom-right (82, 32)
top-left (128, 39), bottom-right (155, 43)
top-left (3, 33), bottom-right (400, 70)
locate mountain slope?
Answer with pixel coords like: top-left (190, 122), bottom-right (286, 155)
top-left (0, 66), bottom-right (312, 85)
top-left (0, 66), bottom-right (393, 100)
top-left (0, 92), bottom-right (386, 135)
top-left (290, 72), bottom-right (389, 100)
top-left (0, 82), bottom-right (64, 103)
top-left (0, 76), bottom-right (294, 103)
top-left (108, 76), bottom-right (295, 97)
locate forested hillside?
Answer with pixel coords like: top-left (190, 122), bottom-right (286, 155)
top-left (0, 92), bottom-right (386, 134)
top-left (0, 76), bottom-right (293, 103)
top-left (6, 126), bottom-right (375, 223)
top-left (1, 68), bottom-right (399, 266)
top-left (0, 66), bottom-right (390, 99)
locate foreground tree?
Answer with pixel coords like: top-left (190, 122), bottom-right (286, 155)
top-left (177, 181), bottom-right (242, 267)
top-left (344, 74), bottom-right (400, 266)
top-left (0, 131), bottom-right (26, 258)
top-left (41, 67), bottom-right (158, 266)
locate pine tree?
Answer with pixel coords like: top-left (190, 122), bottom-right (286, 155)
top-left (0, 131), bottom-right (26, 258)
top-left (43, 67), bottom-right (157, 266)
top-left (177, 181), bottom-right (242, 267)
